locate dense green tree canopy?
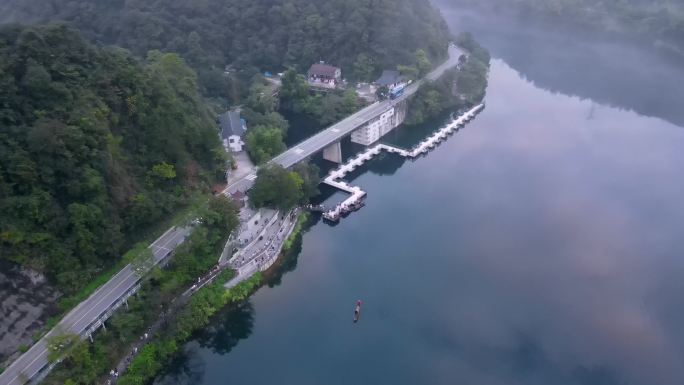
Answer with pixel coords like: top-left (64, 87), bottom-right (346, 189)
top-left (248, 165), bottom-right (304, 211)
top-left (0, 24), bottom-right (224, 293)
top-left (407, 33), bottom-right (490, 124)
top-left (248, 164), bottom-right (319, 210)
top-left (292, 163), bottom-right (321, 202)
top-left (0, 0), bottom-right (453, 98)
top-left (245, 126), bottom-right (287, 165)
top-left (240, 77), bottom-right (289, 165)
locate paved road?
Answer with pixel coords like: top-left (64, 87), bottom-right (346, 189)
top-left (0, 227), bottom-right (191, 385)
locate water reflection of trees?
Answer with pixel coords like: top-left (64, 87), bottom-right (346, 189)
top-left (438, 4), bottom-right (684, 127)
top-left (153, 204), bottom-right (323, 383)
top-left (153, 345), bottom-right (206, 385)
top-left (154, 303), bottom-right (256, 384)
top-left (159, 227), bottom-right (311, 373)
top-left (194, 301), bottom-right (256, 355)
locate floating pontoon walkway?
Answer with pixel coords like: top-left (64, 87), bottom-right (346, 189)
top-left (322, 103), bottom-right (485, 222)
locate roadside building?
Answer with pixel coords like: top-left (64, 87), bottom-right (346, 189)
top-left (374, 70), bottom-right (403, 89)
top-left (307, 62), bottom-right (341, 89)
top-left (219, 109), bottom-right (247, 152)
top-left (229, 190), bottom-right (246, 208)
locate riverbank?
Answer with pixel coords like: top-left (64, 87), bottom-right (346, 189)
top-left (405, 32), bottom-right (490, 125)
top-left (282, 212), bottom-right (310, 253)
top-left (115, 210), bottom-right (305, 384)
top-left (115, 272), bottom-right (262, 385)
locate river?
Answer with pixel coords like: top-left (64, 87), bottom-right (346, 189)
top-left (154, 6), bottom-right (684, 385)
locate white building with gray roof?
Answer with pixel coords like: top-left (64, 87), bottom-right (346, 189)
top-left (219, 109), bottom-right (247, 152)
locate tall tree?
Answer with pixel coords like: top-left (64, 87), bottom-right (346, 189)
top-left (245, 126), bottom-right (287, 164)
top-left (248, 165), bottom-right (304, 211)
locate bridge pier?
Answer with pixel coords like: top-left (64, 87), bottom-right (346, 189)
top-left (391, 99), bottom-right (408, 128)
top-left (323, 141), bottom-right (343, 163)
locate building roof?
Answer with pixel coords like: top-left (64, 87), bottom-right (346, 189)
top-left (229, 191), bottom-right (246, 208)
top-left (308, 63), bottom-right (340, 78)
top-left (219, 110), bottom-right (246, 139)
top-left (375, 70), bottom-right (401, 86)
top-left (230, 190), bottom-right (245, 200)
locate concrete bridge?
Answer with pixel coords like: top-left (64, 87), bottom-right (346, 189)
top-left (270, 44), bottom-right (464, 167)
top-left (221, 44), bottom-right (465, 196)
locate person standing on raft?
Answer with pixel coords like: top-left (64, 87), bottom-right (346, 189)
top-left (353, 300), bottom-right (362, 323)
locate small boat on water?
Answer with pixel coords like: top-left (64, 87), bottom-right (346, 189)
top-left (353, 300), bottom-right (362, 323)
top-left (351, 201), bottom-right (365, 211)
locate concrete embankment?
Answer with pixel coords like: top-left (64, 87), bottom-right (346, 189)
top-left (224, 210), bottom-right (301, 289)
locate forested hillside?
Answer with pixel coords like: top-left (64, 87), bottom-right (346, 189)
top-left (0, 24), bottom-right (225, 293)
top-left (0, 0), bottom-right (452, 100)
top-left (0, 0), bottom-right (454, 294)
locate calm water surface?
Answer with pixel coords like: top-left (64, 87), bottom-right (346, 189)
top-left (155, 9), bottom-right (684, 385)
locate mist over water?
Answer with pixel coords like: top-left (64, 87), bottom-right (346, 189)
top-left (435, 2), bottom-right (684, 128)
top-left (155, 6), bottom-right (684, 385)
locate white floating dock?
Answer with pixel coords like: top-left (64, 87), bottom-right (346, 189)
top-left (322, 103), bottom-right (485, 223)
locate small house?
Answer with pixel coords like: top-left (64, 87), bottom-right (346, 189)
top-left (229, 190), bottom-right (246, 208)
top-left (375, 70), bottom-right (402, 89)
top-left (307, 62), bottom-right (341, 89)
top-left (219, 109), bottom-right (247, 152)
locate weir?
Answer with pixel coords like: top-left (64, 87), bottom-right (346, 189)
top-left (322, 103), bottom-right (485, 223)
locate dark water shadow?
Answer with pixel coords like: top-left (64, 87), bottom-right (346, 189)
top-left (152, 343), bottom-right (207, 385)
top-left (153, 302), bottom-right (255, 384)
top-left (193, 301), bottom-right (256, 355)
